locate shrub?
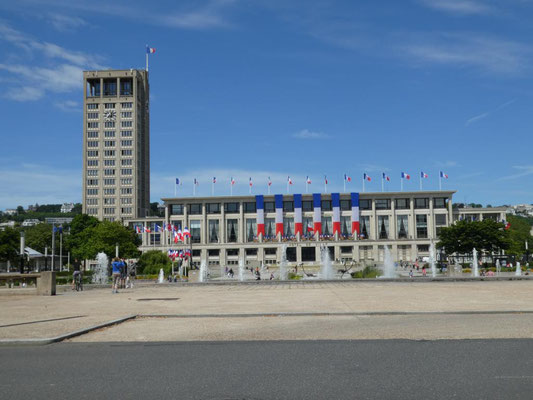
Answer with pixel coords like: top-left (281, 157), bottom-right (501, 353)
top-left (351, 266), bottom-right (381, 279)
top-left (137, 250), bottom-right (171, 275)
top-left (288, 272), bottom-right (301, 280)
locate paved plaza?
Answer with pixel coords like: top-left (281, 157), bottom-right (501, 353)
top-left (2, 280), bottom-right (533, 342)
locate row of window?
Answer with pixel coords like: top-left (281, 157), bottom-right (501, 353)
top-left (87, 140), bottom-right (133, 148)
top-left (87, 121), bottom-right (134, 128)
top-left (87, 102), bottom-right (132, 110)
top-left (169, 198), bottom-right (448, 215)
top-left (86, 149), bottom-right (134, 157)
top-left (88, 111), bottom-right (133, 119)
top-left (86, 177), bottom-right (133, 190)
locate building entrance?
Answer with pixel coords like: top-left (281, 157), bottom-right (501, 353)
top-left (302, 247), bottom-right (316, 262)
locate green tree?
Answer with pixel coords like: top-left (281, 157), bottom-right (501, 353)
top-left (0, 227), bottom-right (19, 263)
top-left (505, 215), bottom-right (533, 256)
top-left (437, 219), bottom-right (510, 255)
top-left (23, 223), bottom-right (53, 254)
top-left (77, 221), bottom-right (140, 260)
top-left (137, 250), bottom-right (171, 275)
top-left (67, 214), bottom-right (100, 260)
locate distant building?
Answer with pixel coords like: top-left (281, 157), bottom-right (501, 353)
top-left (61, 203), bottom-right (75, 213)
top-left (22, 219), bottom-right (41, 227)
top-left (0, 221), bottom-right (15, 230)
top-left (45, 217), bottom-right (73, 225)
top-left (27, 204), bottom-right (38, 212)
top-left (4, 209), bottom-right (17, 216)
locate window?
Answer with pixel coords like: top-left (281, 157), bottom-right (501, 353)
top-left (87, 103), bottom-right (99, 110)
top-left (121, 188), bottom-right (132, 195)
top-left (265, 248), bottom-right (277, 255)
top-left (87, 170), bottom-right (98, 176)
top-left (104, 140), bottom-right (115, 147)
top-left (120, 168), bottom-right (132, 175)
top-left (417, 245), bottom-right (429, 253)
top-left (104, 179), bottom-right (115, 185)
top-left (396, 198), bottom-right (410, 210)
top-left (87, 112), bottom-right (98, 119)
top-left (87, 131), bottom-right (98, 138)
top-left (375, 199), bottom-right (391, 210)
top-left (121, 207), bottom-right (132, 214)
top-left (341, 246), bottom-right (352, 254)
top-left (435, 214), bottom-right (447, 226)
top-left (121, 159), bottom-right (132, 166)
top-left (121, 149), bottom-right (133, 156)
top-left (171, 204), bottom-right (184, 215)
top-left (87, 179), bottom-right (98, 186)
top-left (104, 159), bottom-right (115, 166)
top-left (104, 121), bottom-right (115, 128)
top-left (283, 201), bottom-right (294, 212)
top-left (265, 218), bottom-right (275, 238)
top-left (121, 111), bottom-right (132, 118)
top-left (103, 79), bottom-right (117, 96)
top-left (321, 200), bottom-right (332, 211)
top-left (121, 197), bottom-right (132, 204)
top-left (360, 216), bottom-right (370, 239)
top-left (340, 200), bottom-right (351, 211)
top-left (206, 203), bottom-right (221, 214)
top-left (87, 122), bottom-right (98, 128)
top-left (378, 216), bottom-right (389, 239)
top-left (86, 198), bottom-right (98, 205)
top-left (104, 131), bottom-right (115, 138)
top-left (341, 216), bottom-right (351, 236)
top-left (121, 130), bottom-right (132, 137)
top-left (415, 198), bottom-right (429, 209)
top-left (104, 168), bottom-right (115, 175)
top-left (246, 218), bottom-right (256, 241)
top-left (87, 188), bottom-right (98, 195)
top-left (243, 202), bottom-right (256, 213)
top-left (121, 140), bottom-right (133, 147)
top-left (224, 202), bottom-right (239, 213)
top-left (397, 215), bottom-right (409, 239)
top-left (360, 199), bottom-right (372, 210)
top-left (245, 248), bottom-right (257, 256)
top-left (87, 208), bottom-right (98, 214)
top-left (120, 178), bottom-right (132, 185)
top-left (87, 141), bottom-right (98, 147)
top-left (416, 215), bottom-right (428, 238)
top-left (104, 188), bottom-right (115, 195)
top-left (87, 150), bottom-right (98, 157)
top-left (264, 202), bottom-right (275, 212)
top-left (104, 103), bottom-right (115, 109)
top-left (321, 216), bottom-right (332, 236)
top-left (208, 220), bottom-right (219, 243)
top-left (121, 121), bottom-right (133, 128)
top-left (120, 78), bottom-right (132, 96)
top-left (190, 220), bottom-right (201, 243)
top-left (104, 150), bottom-right (115, 157)
top-left (121, 102), bottom-right (132, 108)
top-left (104, 207), bottom-right (115, 214)
top-left (226, 219), bottom-right (239, 242)
top-left (302, 201), bottom-right (313, 212)
top-left (104, 198), bottom-right (115, 205)
top-left (188, 203), bottom-right (202, 215)
top-left (208, 249), bottom-right (220, 257)
top-left (434, 198), bottom-right (447, 209)
top-left (87, 160), bottom-right (98, 166)
top-left (283, 218), bottom-right (294, 237)
top-left (227, 249), bottom-right (239, 257)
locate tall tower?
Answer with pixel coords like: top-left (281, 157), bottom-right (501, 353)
top-left (82, 69), bottom-right (150, 221)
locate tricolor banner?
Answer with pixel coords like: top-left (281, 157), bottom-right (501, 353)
top-left (294, 194), bottom-right (303, 236)
top-left (351, 192), bottom-right (360, 235)
top-left (256, 195), bottom-right (265, 237)
top-left (332, 193), bottom-right (341, 235)
top-left (313, 193), bottom-right (322, 234)
top-left (275, 194), bottom-right (284, 236)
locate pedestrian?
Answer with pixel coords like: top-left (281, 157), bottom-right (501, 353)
top-left (270, 273), bottom-right (274, 280)
top-left (422, 267), bottom-right (427, 277)
top-left (127, 264), bottom-right (136, 288)
top-left (71, 259), bottom-right (81, 290)
top-left (409, 269), bottom-right (414, 278)
top-left (228, 268), bottom-right (234, 278)
top-left (120, 259), bottom-right (128, 289)
top-left (111, 257), bottom-right (122, 293)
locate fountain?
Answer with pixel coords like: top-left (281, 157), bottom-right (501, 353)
top-left (429, 242), bottom-right (437, 278)
top-left (319, 245), bottom-right (335, 280)
top-left (93, 252), bottom-right (108, 284)
top-left (158, 268), bottom-right (164, 283)
top-left (495, 259), bottom-right (501, 276)
top-left (472, 248), bottom-right (479, 277)
top-left (238, 258), bottom-right (245, 282)
top-left (515, 261), bottom-right (521, 277)
top-left (454, 260), bottom-right (462, 276)
top-left (199, 259), bottom-right (208, 282)
top-left (380, 246), bottom-right (398, 278)
top-left (279, 245), bottom-right (289, 280)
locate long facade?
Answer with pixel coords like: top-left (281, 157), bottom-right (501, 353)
top-left (124, 191), bottom-right (507, 267)
top-left (82, 69), bottom-right (150, 221)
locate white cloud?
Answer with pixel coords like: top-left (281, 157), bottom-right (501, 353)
top-left (0, 163), bottom-right (80, 209)
top-left (498, 165), bottom-right (533, 181)
top-left (292, 129), bottom-right (330, 139)
top-left (47, 14), bottom-right (87, 32)
top-left (465, 99), bottom-right (516, 126)
top-left (54, 100), bottom-right (80, 112)
top-left (435, 160), bottom-right (460, 168)
top-left (417, 0), bottom-right (494, 15)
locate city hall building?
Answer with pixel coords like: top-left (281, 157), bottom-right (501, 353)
top-left (126, 191), bottom-right (506, 267)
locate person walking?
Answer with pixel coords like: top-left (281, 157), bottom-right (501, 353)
top-left (111, 257), bottom-right (122, 293)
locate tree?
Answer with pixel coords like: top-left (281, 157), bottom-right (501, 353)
top-left (505, 215), bottom-right (533, 256)
top-left (137, 250), bottom-right (171, 275)
top-left (16, 206), bottom-right (25, 214)
top-left (23, 223), bottom-right (53, 254)
top-left (67, 214), bottom-right (100, 260)
top-left (0, 227), bottom-right (19, 263)
top-left (437, 219), bottom-right (510, 255)
top-left (77, 221), bottom-right (140, 260)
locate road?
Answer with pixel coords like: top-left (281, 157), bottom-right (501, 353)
top-left (2, 340), bottom-right (533, 399)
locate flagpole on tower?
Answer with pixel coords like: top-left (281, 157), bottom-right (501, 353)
top-left (145, 44), bottom-right (149, 72)
top-left (439, 173), bottom-right (442, 191)
top-left (362, 176), bottom-right (365, 193)
top-left (419, 173), bottom-right (422, 191)
top-left (401, 177), bottom-right (404, 192)
top-left (343, 177), bottom-right (346, 193)
top-left (381, 175), bottom-right (384, 193)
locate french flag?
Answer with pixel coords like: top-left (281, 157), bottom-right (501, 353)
top-left (401, 172), bottom-right (410, 180)
top-left (256, 195), bottom-right (265, 236)
top-left (313, 193), bottom-right (322, 234)
top-left (275, 194), bottom-right (284, 237)
top-left (249, 177), bottom-right (253, 187)
top-left (175, 178), bottom-right (180, 185)
top-left (144, 226), bottom-right (151, 233)
top-left (332, 193), bottom-right (341, 235)
top-left (268, 177), bottom-right (272, 187)
top-left (213, 177), bottom-right (217, 184)
top-left (306, 176), bottom-right (312, 184)
top-left (324, 175), bottom-right (328, 185)
top-left (155, 224), bottom-right (161, 232)
top-left (146, 46), bottom-right (156, 54)
top-left (363, 173), bottom-right (371, 182)
top-left (231, 177), bottom-right (235, 185)
top-left (182, 227), bottom-right (191, 238)
top-left (351, 192), bottom-right (360, 235)
top-left (288, 176), bottom-right (293, 185)
top-left (344, 174), bottom-right (352, 182)
top-left (135, 225), bottom-right (141, 234)
top-left (294, 194), bottom-right (303, 236)
top-left (440, 171), bottom-right (449, 179)
top-left (421, 171), bottom-right (428, 178)
top-left (382, 173), bottom-right (390, 182)
top-left (194, 178), bottom-right (199, 185)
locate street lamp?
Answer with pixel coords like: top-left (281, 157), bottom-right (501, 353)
top-left (19, 231), bottom-right (25, 274)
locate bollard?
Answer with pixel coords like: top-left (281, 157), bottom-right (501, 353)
top-left (36, 271), bottom-right (56, 296)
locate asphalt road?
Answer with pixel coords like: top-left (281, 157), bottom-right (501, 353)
top-left (2, 340), bottom-right (533, 399)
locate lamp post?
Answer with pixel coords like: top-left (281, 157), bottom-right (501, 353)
top-left (115, 242), bottom-right (119, 258)
top-left (19, 231), bottom-right (25, 274)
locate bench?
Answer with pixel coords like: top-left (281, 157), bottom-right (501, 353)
top-left (0, 272), bottom-right (56, 295)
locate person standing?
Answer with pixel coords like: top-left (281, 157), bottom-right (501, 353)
top-left (111, 257), bottom-right (122, 293)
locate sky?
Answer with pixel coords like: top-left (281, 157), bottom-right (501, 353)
top-left (0, 0), bottom-right (532, 209)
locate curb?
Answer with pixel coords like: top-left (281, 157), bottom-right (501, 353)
top-left (0, 315), bottom-right (136, 347)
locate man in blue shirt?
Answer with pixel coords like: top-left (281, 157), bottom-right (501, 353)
top-left (111, 257), bottom-right (123, 293)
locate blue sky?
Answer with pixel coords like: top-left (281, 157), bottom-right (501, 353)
top-left (0, 0), bottom-right (532, 209)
